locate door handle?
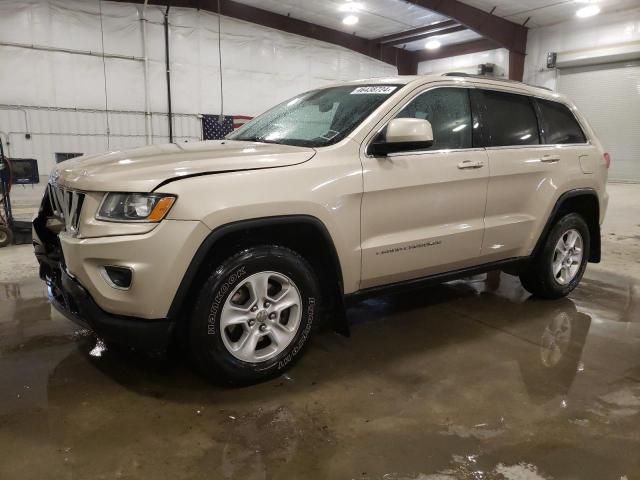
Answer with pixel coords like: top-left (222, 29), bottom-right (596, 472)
top-left (540, 154), bottom-right (561, 163)
top-left (457, 160), bottom-right (485, 170)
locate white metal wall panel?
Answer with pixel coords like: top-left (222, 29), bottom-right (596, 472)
top-left (558, 61), bottom-right (640, 183)
top-left (0, 108), bottom-right (200, 174)
top-left (418, 48), bottom-right (509, 77)
top-left (523, 7), bottom-right (640, 90)
top-left (0, 0), bottom-right (397, 176)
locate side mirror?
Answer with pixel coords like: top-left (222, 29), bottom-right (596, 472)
top-left (368, 118), bottom-right (434, 156)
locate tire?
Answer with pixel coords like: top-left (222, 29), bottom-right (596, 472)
top-left (0, 225), bottom-right (13, 248)
top-left (520, 213), bottom-right (590, 299)
top-left (189, 245), bottom-right (321, 385)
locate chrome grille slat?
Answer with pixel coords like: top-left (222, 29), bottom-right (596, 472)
top-left (48, 184), bottom-right (61, 216)
top-left (47, 182), bottom-right (85, 236)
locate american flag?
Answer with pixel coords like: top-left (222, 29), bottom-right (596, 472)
top-left (202, 114), bottom-right (253, 140)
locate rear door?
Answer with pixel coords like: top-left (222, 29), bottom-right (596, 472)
top-left (475, 87), bottom-right (589, 261)
top-left (360, 86), bottom-right (489, 289)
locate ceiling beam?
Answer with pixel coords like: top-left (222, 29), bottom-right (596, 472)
top-left (374, 19), bottom-right (458, 44)
top-left (380, 25), bottom-right (468, 47)
top-left (115, 0), bottom-right (417, 73)
top-left (414, 38), bottom-right (499, 63)
top-left (401, 0), bottom-right (528, 54)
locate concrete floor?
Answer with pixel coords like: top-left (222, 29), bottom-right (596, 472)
top-left (0, 185), bottom-right (639, 480)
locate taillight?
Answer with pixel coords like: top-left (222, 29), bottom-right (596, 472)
top-left (603, 152), bottom-right (611, 169)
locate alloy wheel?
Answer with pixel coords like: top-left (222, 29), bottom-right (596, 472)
top-left (219, 271), bottom-right (302, 363)
top-left (552, 229), bottom-right (583, 286)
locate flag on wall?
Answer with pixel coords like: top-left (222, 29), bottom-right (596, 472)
top-left (202, 114), bottom-right (253, 140)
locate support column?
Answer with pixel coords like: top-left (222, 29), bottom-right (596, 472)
top-left (508, 51), bottom-right (526, 81)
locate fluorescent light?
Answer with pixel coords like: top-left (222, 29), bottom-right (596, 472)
top-left (343, 15), bottom-right (359, 25)
top-left (452, 124), bottom-right (467, 132)
top-left (425, 40), bottom-right (441, 50)
top-left (576, 4), bottom-right (600, 17)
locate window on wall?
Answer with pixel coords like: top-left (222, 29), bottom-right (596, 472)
top-left (55, 153), bottom-right (83, 163)
top-left (394, 88), bottom-right (472, 150)
top-left (480, 90), bottom-right (540, 147)
top-left (537, 99), bottom-right (587, 144)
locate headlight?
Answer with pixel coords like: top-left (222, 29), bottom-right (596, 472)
top-left (96, 193), bottom-right (176, 222)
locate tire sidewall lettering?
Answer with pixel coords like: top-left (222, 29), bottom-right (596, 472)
top-left (192, 247), bottom-right (321, 384)
top-left (277, 297), bottom-right (315, 370)
top-left (207, 266), bottom-right (246, 336)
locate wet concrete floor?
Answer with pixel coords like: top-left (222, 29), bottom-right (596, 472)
top-left (0, 270), bottom-right (639, 480)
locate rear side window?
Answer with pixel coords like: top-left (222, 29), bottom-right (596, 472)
top-left (395, 87), bottom-right (472, 150)
top-left (480, 90), bottom-right (540, 147)
top-left (537, 99), bottom-right (587, 144)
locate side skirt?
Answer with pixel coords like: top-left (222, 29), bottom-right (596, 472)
top-left (344, 257), bottom-right (527, 305)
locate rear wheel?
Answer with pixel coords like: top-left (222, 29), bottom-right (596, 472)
top-left (0, 225), bottom-right (13, 248)
top-left (520, 213), bottom-right (590, 299)
top-left (189, 245), bottom-right (321, 385)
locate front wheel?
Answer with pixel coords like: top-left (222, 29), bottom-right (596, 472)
top-left (189, 245), bottom-right (321, 385)
top-left (520, 213), bottom-right (590, 299)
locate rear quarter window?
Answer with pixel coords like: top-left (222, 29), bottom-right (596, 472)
top-left (537, 99), bottom-right (587, 144)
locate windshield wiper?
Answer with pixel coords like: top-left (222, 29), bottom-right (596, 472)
top-left (232, 136), bottom-right (280, 145)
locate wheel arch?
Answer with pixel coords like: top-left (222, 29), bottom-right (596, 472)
top-left (167, 215), bottom-right (347, 334)
top-left (533, 188), bottom-right (601, 263)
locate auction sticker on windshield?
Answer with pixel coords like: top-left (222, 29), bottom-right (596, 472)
top-left (351, 86), bottom-right (397, 95)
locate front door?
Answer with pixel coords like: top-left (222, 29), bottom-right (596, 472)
top-left (360, 87), bottom-right (489, 289)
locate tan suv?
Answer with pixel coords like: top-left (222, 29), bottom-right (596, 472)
top-left (33, 73), bottom-right (609, 384)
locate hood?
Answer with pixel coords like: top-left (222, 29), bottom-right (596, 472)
top-left (51, 140), bottom-right (316, 192)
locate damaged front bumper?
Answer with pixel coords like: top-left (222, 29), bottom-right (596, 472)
top-left (46, 264), bottom-right (173, 351)
top-left (32, 201), bottom-right (173, 352)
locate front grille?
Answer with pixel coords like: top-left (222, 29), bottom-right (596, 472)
top-left (47, 182), bottom-right (85, 236)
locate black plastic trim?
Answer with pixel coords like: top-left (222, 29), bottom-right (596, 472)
top-left (531, 187), bottom-right (601, 261)
top-left (50, 268), bottom-right (173, 351)
top-left (367, 139), bottom-right (434, 156)
top-left (345, 258), bottom-right (526, 304)
top-left (167, 214), bottom-right (344, 321)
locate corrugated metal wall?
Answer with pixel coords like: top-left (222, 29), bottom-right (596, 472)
top-left (0, 0), bottom-right (397, 177)
top-left (0, 107), bottom-right (201, 174)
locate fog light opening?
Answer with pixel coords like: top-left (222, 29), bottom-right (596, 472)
top-left (101, 265), bottom-right (133, 290)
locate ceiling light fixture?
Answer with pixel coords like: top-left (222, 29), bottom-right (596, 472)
top-left (343, 15), bottom-right (359, 25)
top-left (576, 4), bottom-right (600, 17)
top-left (425, 39), bottom-right (441, 50)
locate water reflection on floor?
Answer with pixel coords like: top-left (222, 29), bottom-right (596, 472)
top-left (0, 271), bottom-right (638, 479)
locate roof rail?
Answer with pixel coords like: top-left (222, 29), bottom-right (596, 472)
top-left (442, 72), bottom-right (553, 91)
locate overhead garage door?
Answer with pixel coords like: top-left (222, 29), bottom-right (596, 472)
top-left (557, 61), bottom-right (640, 183)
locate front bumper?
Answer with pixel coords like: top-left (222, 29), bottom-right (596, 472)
top-left (32, 193), bottom-right (210, 351)
top-left (47, 266), bottom-right (173, 351)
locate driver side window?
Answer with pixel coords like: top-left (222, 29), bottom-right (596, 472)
top-left (395, 88), bottom-right (473, 150)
